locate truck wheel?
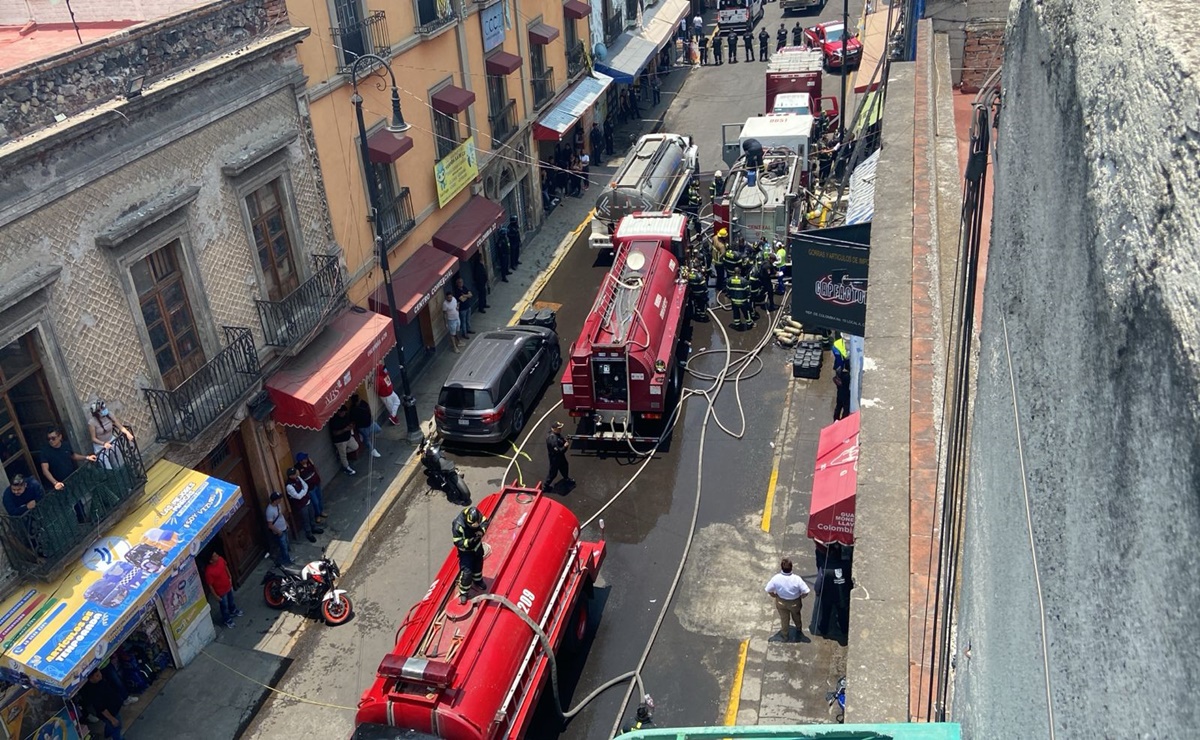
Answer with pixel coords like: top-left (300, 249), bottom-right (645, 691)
top-left (565, 597), bottom-right (591, 652)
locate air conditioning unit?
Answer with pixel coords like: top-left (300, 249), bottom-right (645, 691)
top-left (470, 180), bottom-right (484, 196)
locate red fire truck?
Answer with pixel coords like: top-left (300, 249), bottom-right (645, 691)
top-left (562, 212), bottom-right (691, 443)
top-left (355, 485), bottom-right (605, 740)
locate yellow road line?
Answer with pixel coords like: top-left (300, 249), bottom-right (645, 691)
top-left (723, 639), bottom-right (750, 725)
top-left (761, 456), bottom-right (780, 532)
top-left (507, 209), bottom-right (594, 327)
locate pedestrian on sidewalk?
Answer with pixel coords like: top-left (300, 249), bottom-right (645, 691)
top-left (350, 394), bottom-right (382, 459)
top-left (452, 275), bottom-right (475, 337)
top-left (603, 117), bottom-right (615, 156)
top-left (569, 153), bottom-right (584, 197)
top-left (692, 13), bottom-right (703, 38)
top-left (765, 557), bottom-right (810, 642)
top-left (699, 34), bottom-right (709, 65)
top-left (266, 492), bottom-right (292, 565)
top-left (651, 75), bottom-right (661, 106)
top-left (678, 17), bottom-right (688, 41)
top-left (442, 292), bottom-right (462, 352)
top-left (294, 452), bottom-right (325, 521)
top-left (581, 150), bottom-right (591, 190)
top-left (471, 253), bottom-right (489, 313)
top-left (713, 32), bottom-right (723, 65)
top-left (544, 421), bottom-right (575, 490)
top-left (285, 466), bottom-right (323, 543)
top-left (508, 215), bottom-right (522, 267)
top-left (589, 121), bottom-right (604, 165)
top-left (376, 365), bottom-right (403, 425)
top-left (330, 404), bottom-right (359, 475)
top-left (201, 551), bottom-right (242, 628)
top-left (78, 670), bottom-right (128, 740)
top-left (495, 229), bottom-right (511, 281)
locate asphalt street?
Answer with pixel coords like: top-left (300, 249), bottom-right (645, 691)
top-left (242, 1), bottom-right (861, 736)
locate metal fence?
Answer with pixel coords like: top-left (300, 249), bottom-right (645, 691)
top-left (332, 10), bottom-right (390, 75)
top-left (256, 255), bottom-right (344, 347)
top-left (532, 68), bottom-right (556, 108)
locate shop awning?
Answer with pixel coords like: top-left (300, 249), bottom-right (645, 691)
top-left (366, 128), bottom-right (414, 164)
top-left (432, 195), bottom-right (506, 260)
top-left (486, 50), bottom-right (523, 75)
top-left (564, 0), bottom-right (592, 19)
top-left (266, 309), bottom-right (396, 430)
top-left (368, 243), bottom-right (459, 324)
top-left (845, 150), bottom-right (879, 225)
top-left (593, 0), bottom-right (689, 83)
top-left (533, 71), bottom-right (614, 141)
top-left (0, 462), bottom-right (243, 696)
top-left (808, 412), bottom-right (860, 546)
top-left (431, 85), bottom-right (476, 115)
top-left (528, 22), bottom-right (560, 45)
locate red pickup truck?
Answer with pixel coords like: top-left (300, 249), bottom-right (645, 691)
top-left (804, 21), bottom-right (863, 69)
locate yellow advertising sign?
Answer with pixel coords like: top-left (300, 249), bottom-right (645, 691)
top-left (435, 137), bottom-right (479, 208)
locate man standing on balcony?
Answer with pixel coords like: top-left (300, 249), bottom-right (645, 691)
top-left (2, 474), bottom-right (44, 517)
top-left (40, 428), bottom-right (97, 490)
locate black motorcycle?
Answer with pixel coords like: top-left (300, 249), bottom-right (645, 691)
top-left (420, 434), bottom-right (471, 505)
top-left (262, 553), bottom-right (352, 626)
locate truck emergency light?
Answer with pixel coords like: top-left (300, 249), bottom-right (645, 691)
top-left (376, 655), bottom-right (456, 688)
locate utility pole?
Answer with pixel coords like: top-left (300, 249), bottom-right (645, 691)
top-left (839, 0), bottom-right (849, 146)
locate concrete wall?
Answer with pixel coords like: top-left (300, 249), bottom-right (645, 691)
top-left (0, 0), bottom-right (207, 25)
top-left (953, 0), bottom-right (1200, 735)
top-left (924, 0), bottom-right (1007, 84)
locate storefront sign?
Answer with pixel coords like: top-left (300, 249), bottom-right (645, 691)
top-left (434, 137), bottom-right (479, 208)
top-left (481, 2), bottom-right (505, 52)
top-left (158, 558), bottom-right (212, 666)
top-left (790, 223), bottom-right (871, 335)
top-left (0, 464), bottom-right (243, 696)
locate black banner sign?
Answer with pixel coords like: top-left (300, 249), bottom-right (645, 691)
top-left (790, 223), bottom-right (871, 335)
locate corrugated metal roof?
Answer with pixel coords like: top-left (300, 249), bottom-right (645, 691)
top-left (534, 72), bottom-right (614, 140)
top-left (594, 0), bottom-right (690, 83)
top-left (845, 149), bottom-right (880, 225)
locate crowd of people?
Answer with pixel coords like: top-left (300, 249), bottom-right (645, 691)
top-left (678, 14), bottom-right (813, 67)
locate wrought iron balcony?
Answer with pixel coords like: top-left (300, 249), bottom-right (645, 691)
top-left (256, 255), bottom-right (344, 348)
top-left (377, 187), bottom-right (416, 249)
top-left (532, 68), bottom-right (556, 109)
top-left (0, 434), bottom-right (146, 580)
top-left (605, 12), bottom-right (623, 44)
top-left (332, 10), bottom-right (391, 75)
top-left (143, 327), bottom-right (262, 444)
top-left (416, 8), bottom-right (457, 36)
top-left (567, 41), bottom-right (586, 78)
top-left (489, 99), bottom-right (518, 144)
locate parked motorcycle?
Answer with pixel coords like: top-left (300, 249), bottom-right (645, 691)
top-left (262, 552), bottom-right (352, 626)
top-left (826, 676), bottom-right (846, 723)
top-left (419, 433), bottom-right (471, 505)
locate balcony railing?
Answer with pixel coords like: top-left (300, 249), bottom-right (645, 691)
top-left (532, 68), bottom-right (556, 109)
top-left (256, 255), bottom-right (344, 348)
top-left (0, 434), bottom-right (146, 580)
top-left (144, 327), bottom-right (262, 444)
top-left (605, 13), bottom-right (623, 44)
top-left (377, 187), bottom-right (416, 248)
top-left (489, 99), bottom-right (518, 144)
top-left (416, 8), bottom-right (457, 36)
top-left (332, 10), bottom-right (391, 75)
top-left (567, 41), bottom-right (586, 78)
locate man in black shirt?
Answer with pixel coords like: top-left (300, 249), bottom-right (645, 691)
top-left (589, 122), bottom-right (604, 166)
top-left (78, 669), bottom-right (125, 739)
top-left (329, 405), bottom-right (359, 476)
top-left (40, 428), bottom-right (96, 490)
top-left (507, 216), bottom-right (522, 268)
top-left (544, 421), bottom-right (575, 490)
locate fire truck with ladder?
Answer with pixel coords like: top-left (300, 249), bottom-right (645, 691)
top-left (563, 212), bottom-right (692, 443)
top-left (355, 485), bottom-right (605, 740)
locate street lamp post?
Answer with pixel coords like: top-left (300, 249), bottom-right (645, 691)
top-left (349, 54), bottom-right (423, 443)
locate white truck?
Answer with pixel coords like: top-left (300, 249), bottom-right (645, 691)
top-left (590, 133), bottom-right (700, 250)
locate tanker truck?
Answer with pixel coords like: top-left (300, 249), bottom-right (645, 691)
top-left (590, 133), bottom-right (700, 250)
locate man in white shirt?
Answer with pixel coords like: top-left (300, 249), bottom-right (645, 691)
top-left (765, 557), bottom-right (811, 641)
top-left (265, 492), bottom-right (293, 566)
top-left (692, 14), bottom-right (703, 38)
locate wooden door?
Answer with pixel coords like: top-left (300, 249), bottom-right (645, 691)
top-left (196, 432), bottom-right (266, 586)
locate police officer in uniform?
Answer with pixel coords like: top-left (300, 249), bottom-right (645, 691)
top-left (507, 216), bottom-right (522, 268)
top-left (742, 30), bottom-right (753, 62)
top-left (727, 268), bottom-right (752, 329)
top-left (544, 421), bottom-right (575, 490)
top-left (452, 506), bottom-right (489, 604)
top-left (688, 263), bottom-right (710, 321)
top-left (494, 229), bottom-right (510, 282)
top-left (713, 31), bottom-right (724, 65)
top-left (728, 31), bottom-right (739, 63)
top-left (758, 27), bottom-right (770, 61)
top-left (776, 23), bottom-right (787, 52)
top-left (698, 33), bottom-right (709, 65)
top-left (792, 21), bottom-right (804, 47)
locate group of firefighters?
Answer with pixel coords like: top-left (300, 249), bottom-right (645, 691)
top-left (679, 172), bottom-right (790, 330)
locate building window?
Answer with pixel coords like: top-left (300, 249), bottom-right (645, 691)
top-left (333, 0), bottom-right (366, 67)
top-left (434, 111), bottom-right (461, 160)
top-left (246, 180), bottom-right (300, 302)
top-left (0, 332), bottom-right (64, 482)
top-left (372, 161), bottom-right (416, 247)
top-left (132, 243), bottom-right (205, 390)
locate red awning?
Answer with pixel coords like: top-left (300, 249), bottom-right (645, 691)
top-left (564, 0), bottom-right (591, 19)
top-left (366, 128), bottom-right (414, 164)
top-left (431, 85), bottom-right (476, 115)
top-left (528, 23), bottom-right (560, 45)
top-left (808, 412), bottom-right (860, 546)
top-left (432, 195), bottom-right (506, 260)
top-left (368, 243), bottom-right (459, 325)
top-left (265, 310), bottom-right (397, 430)
top-left (486, 50), bottom-right (523, 75)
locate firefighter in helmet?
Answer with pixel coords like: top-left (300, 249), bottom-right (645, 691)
top-left (688, 261), bottom-right (710, 321)
top-left (712, 227), bottom-right (729, 291)
top-left (747, 252), bottom-right (766, 320)
top-left (619, 704), bottom-right (655, 735)
top-left (727, 267), bottom-right (752, 330)
top-left (711, 170), bottom-right (725, 201)
top-left (452, 506), bottom-right (489, 605)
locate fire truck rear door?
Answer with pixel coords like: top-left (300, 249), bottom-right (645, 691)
top-left (722, 123), bottom-right (745, 168)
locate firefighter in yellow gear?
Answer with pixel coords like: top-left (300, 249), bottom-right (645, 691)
top-left (687, 265), bottom-right (709, 321)
top-left (452, 506), bottom-right (488, 604)
top-left (712, 228), bottom-right (729, 290)
top-left (727, 269), bottom-right (753, 330)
